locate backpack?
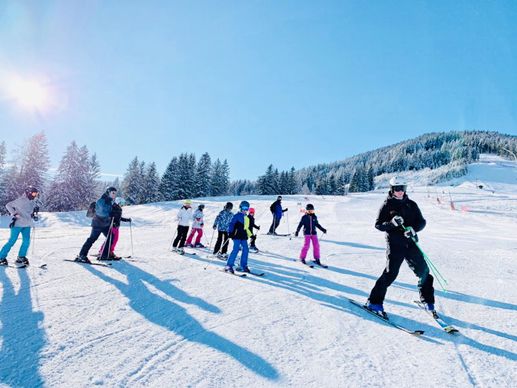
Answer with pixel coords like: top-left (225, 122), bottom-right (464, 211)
top-left (86, 201), bottom-right (96, 218)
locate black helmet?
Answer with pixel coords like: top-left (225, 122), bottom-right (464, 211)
top-left (225, 202), bottom-right (233, 210)
top-left (106, 186), bottom-right (117, 194)
top-left (25, 186), bottom-right (39, 199)
top-left (306, 203), bottom-right (314, 211)
top-left (198, 204), bottom-right (205, 210)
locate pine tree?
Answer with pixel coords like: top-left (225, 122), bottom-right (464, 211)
top-left (142, 162), bottom-right (162, 203)
top-left (122, 157), bottom-right (146, 204)
top-left (210, 159), bottom-right (224, 196)
top-left (176, 153), bottom-right (196, 199)
top-left (159, 157), bottom-right (180, 201)
top-left (194, 152), bottom-right (211, 198)
top-left (18, 132), bottom-right (50, 199)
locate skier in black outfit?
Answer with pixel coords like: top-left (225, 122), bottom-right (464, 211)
top-left (267, 196), bottom-right (288, 235)
top-left (248, 208), bottom-right (260, 252)
top-left (367, 177), bottom-right (435, 315)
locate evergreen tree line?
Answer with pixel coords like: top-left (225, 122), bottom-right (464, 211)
top-left (121, 152), bottom-right (230, 204)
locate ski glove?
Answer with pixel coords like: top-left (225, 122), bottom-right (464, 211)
top-left (391, 215), bottom-right (404, 227)
top-left (295, 232), bottom-right (299, 237)
top-left (404, 226), bottom-right (416, 239)
top-left (322, 229), bottom-right (327, 234)
top-left (256, 225), bottom-right (261, 230)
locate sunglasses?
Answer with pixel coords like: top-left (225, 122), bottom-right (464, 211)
top-left (392, 185), bottom-right (406, 192)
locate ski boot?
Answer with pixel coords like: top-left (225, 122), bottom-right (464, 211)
top-left (224, 265), bottom-right (234, 274)
top-left (366, 302), bottom-right (388, 319)
top-left (75, 255), bottom-right (91, 264)
top-left (177, 247), bottom-right (185, 255)
top-left (109, 253), bottom-right (122, 261)
top-left (16, 257), bottom-right (29, 267)
top-left (0, 258), bottom-right (7, 266)
top-left (195, 243), bottom-right (205, 248)
top-left (185, 243), bottom-right (194, 248)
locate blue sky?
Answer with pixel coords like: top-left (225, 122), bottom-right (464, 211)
top-left (0, 1), bottom-right (516, 180)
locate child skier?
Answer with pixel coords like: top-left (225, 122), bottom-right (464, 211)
top-left (225, 201), bottom-right (252, 274)
top-left (98, 197), bottom-right (131, 260)
top-left (0, 186), bottom-right (40, 267)
top-left (366, 177), bottom-right (435, 317)
top-left (186, 204), bottom-right (205, 248)
top-left (212, 202), bottom-right (234, 258)
top-left (248, 207), bottom-right (261, 253)
top-left (294, 204), bottom-right (327, 266)
top-left (172, 199), bottom-right (193, 255)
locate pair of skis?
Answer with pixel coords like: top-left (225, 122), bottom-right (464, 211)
top-left (349, 298), bottom-right (459, 336)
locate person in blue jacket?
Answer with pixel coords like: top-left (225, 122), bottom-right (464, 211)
top-left (225, 201), bottom-right (252, 274)
top-left (267, 196), bottom-right (288, 235)
top-left (76, 186), bottom-right (117, 263)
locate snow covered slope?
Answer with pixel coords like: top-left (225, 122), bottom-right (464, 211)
top-left (1, 163), bottom-right (516, 387)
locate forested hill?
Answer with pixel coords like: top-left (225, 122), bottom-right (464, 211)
top-left (294, 130), bottom-right (517, 193)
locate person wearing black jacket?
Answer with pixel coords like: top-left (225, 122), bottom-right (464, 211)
top-left (295, 204), bottom-right (327, 265)
top-left (248, 208), bottom-right (261, 252)
top-left (267, 196), bottom-right (288, 235)
top-left (99, 197), bottom-right (131, 259)
top-left (367, 177), bottom-right (435, 315)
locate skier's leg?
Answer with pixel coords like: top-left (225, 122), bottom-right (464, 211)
top-left (79, 228), bottom-right (103, 257)
top-left (0, 227), bottom-right (22, 258)
top-left (240, 240), bottom-right (249, 269)
top-left (173, 226), bottom-right (182, 248)
top-left (110, 227), bottom-right (120, 254)
top-left (368, 247), bottom-right (404, 304)
top-left (300, 235), bottom-right (311, 260)
top-left (273, 216), bottom-right (281, 233)
top-left (213, 231), bottom-right (223, 254)
top-left (186, 228), bottom-right (195, 245)
top-left (406, 244), bottom-right (435, 304)
top-left (195, 228), bottom-right (203, 245)
top-left (226, 239), bottom-right (240, 268)
top-left (312, 235), bottom-right (320, 260)
top-left (18, 227), bottom-right (31, 257)
top-left (221, 232), bottom-right (230, 254)
top-left (179, 226), bottom-right (189, 248)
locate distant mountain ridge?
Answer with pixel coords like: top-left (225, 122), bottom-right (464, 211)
top-left (295, 130), bottom-right (517, 193)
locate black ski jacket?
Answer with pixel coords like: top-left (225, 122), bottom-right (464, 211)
top-left (375, 192), bottom-right (426, 247)
top-left (296, 214), bottom-right (326, 236)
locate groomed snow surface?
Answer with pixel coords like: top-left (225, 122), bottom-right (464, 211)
top-left (1, 158), bottom-right (516, 387)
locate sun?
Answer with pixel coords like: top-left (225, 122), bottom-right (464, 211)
top-left (5, 75), bottom-right (52, 112)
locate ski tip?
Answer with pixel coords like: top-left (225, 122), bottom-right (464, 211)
top-left (413, 330), bottom-right (425, 336)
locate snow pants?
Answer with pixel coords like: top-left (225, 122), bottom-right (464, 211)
top-left (226, 239), bottom-right (249, 269)
top-left (173, 225), bottom-right (189, 248)
top-left (0, 227), bottom-right (31, 258)
top-left (299, 234), bottom-right (320, 260)
top-left (368, 241), bottom-right (435, 305)
top-left (213, 231), bottom-right (230, 254)
top-left (80, 226), bottom-right (110, 258)
top-left (99, 227), bottom-right (120, 255)
top-left (268, 215), bottom-right (282, 234)
top-left (186, 227), bottom-right (203, 246)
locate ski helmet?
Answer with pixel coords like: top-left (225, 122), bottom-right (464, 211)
top-left (389, 176), bottom-right (407, 192)
top-left (239, 200), bottom-right (250, 211)
top-left (183, 199), bottom-right (192, 206)
top-left (306, 203), bottom-right (315, 211)
top-left (198, 204), bottom-right (205, 210)
top-left (225, 202), bottom-right (233, 210)
top-left (248, 207), bottom-right (255, 215)
top-left (277, 195), bottom-right (282, 201)
top-left (106, 186), bottom-right (117, 194)
top-left (25, 186), bottom-right (39, 199)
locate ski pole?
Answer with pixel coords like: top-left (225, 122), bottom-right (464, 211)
top-left (403, 226), bottom-right (449, 291)
top-left (129, 220), bottom-right (134, 258)
top-left (169, 227), bottom-right (178, 251)
top-left (204, 234), bottom-right (228, 270)
top-left (208, 228), bottom-right (215, 249)
top-left (106, 217), bottom-right (115, 259)
top-left (286, 210), bottom-right (291, 240)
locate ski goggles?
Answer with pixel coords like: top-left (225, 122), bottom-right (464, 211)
top-left (241, 207), bottom-right (249, 211)
top-left (392, 185), bottom-right (407, 192)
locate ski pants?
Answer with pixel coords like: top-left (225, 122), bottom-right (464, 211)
top-left (250, 234), bottom-right (257, 248)
top-left (226, 239), bottom-right (249, 269)
top-left (368, 242), bottom-right (435, 305)
top-left (299, 234), bottom-right (320, 260)
top-left (0, 227), bottom-right (31, 258)
top-left (213, 231), bottom-right (230, 254)
top-left (186, 227), bottom-right (203, 246)
top-left (268, 215), bottom-right (282, 234)
top-left (99, 227), bottom-right (120, 255)
top-left (80, 226), bottom-right (110, 258)
top-left (173, 225), bottom-right (189, 248)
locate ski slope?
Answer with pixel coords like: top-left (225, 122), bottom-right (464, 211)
top-left (1, 160), bottom-right (516, 387)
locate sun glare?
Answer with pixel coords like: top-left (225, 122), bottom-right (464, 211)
top-left (5, 75), bottom-right (52, 112)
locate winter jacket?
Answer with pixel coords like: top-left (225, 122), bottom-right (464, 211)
top-left (228, 212), bottom-right (252, 240)
top-left (213, 209), bottom-right (234, 232)
top-left (92, 193), bottom-right (114, 229)
top-left (375, 192), bottom-right (426, 247)
top-left (5, 194), bottom-right (38, 228)
top-left (191, 209), bottom-right (204, 229)
top-left (296, 213), bottom-right (326, 236)
top-left (110, 203), bottom-right (130, 228)
top-left (176, 206), bottom-right (193, 227)
top-left (248, 215), bottom-right (260, 233)
top-left (270, 200), bottom-right (286, 219)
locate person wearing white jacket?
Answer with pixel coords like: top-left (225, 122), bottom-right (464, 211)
top-left (185, 204), bottom-right (205, 248)
top-left (172, 199), bottom-right (193, 254)
top-left (0, 186), bottom-right (39, 266)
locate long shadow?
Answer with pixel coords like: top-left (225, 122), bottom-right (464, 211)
top-left (185, 251), bottom-right (517, 360)
top-left (83, 262), bottom-right (279, 380)
top-left (320, 239), bottom-right (385, 251)
top-left (0, 268), bottom-right (46, 387)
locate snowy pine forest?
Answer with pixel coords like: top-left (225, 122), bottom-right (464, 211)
top-left (0, 130), bottom-right (516, 213)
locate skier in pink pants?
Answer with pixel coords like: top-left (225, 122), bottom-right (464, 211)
top-left (295, 204), bottom-right (327, 266)
top-left (186, 204), bottom-right (205, 248)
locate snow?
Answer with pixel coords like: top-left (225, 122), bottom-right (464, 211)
top-left (1, 157), bottom-right (516, 387)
